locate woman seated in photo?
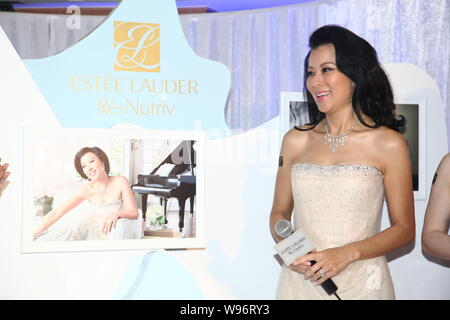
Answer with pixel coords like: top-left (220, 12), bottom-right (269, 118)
top-left (33, 146), bottom-right (138, 241)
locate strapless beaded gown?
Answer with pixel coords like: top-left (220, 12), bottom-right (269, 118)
top-left (276, 163), bottom-right (395, 300)
top-left (36, 200), bottom-right (123, 241)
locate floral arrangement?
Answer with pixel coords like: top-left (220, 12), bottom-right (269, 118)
top-left (146, 205), bottom-right (166, 230)
top-left (34, 195), bottom-right (54, 216)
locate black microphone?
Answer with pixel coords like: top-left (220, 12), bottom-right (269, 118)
top-left (275, 219), bottom-right (340, 298)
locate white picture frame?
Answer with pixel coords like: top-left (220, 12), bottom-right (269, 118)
top-left (21, 127), bottom-right (205, 253)
top-left (394, 94), bottom-right (427, 200)
top-left (279, 91), bottom-right (309, 143)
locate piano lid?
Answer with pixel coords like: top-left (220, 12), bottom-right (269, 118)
top-left (151, 140), bottom-right (196, 176)
top-left (155, 163), bottom-right (176, 176)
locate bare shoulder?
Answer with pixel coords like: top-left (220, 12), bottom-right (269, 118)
top-left (435, 153), bottom-right (450, 176)
top-left (437, 153), bottom-right (450, 170)
top-left (283, 125), bottom-right (315, 146)
top-left (280, 126), bottom-right (314, 165)
top-left (365, 126), bottom-right (410, 173)
top-left (111, 175), bottom-right (131, 187)
top-left (372, 126), bottom-right (409, 153)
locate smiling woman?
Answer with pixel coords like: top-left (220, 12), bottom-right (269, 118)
top-left (33, 146), bottom-right (138, 241)
top-left (269, 25), bottom-right (415, 300)
top-left (306, 44), bottom-right (355, 117)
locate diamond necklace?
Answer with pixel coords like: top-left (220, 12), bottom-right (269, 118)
top-left (90, 178), bottom-right (110, 197)
top-left (323, 117), bottom-right (356, 152)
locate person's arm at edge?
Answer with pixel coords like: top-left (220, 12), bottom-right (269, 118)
top-left (422, 154), bottom-right (450, 260)
top-left (0, 163), bottom-right (10, 197)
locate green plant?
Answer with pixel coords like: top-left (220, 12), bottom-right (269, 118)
top-left (34, 195), bottom-right (54, 215)
top-left (146, 205), bottom-right (166, 230)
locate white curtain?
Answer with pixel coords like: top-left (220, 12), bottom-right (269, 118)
top-left (0, 0), bottom-right (449, 135)
top-left (0, 11), bottom-right (106, 58)
top-left (180, 0), bottom-right (450, 132)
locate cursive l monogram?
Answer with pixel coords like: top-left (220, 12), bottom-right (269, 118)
top-left (114, 21), bottom-right (160, 72)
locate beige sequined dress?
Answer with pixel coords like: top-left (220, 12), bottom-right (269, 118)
top-left (276, 163), bottom-right (395, 300)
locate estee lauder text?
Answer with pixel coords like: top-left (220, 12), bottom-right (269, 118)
top-left (71, 75), bottom-right (199, 95)
top-left (280, 236), bottom-right (307, 256)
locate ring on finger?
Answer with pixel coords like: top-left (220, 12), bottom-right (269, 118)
top-left (318, 268), bottom-right (326, 278)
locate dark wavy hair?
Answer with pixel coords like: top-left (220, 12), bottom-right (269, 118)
top-left (74, 147), bottom-right (110, 180)
top-left (300, 25), bottom-right (404, 132)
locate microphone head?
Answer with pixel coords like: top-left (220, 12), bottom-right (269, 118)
top-left (275, 219), bottom-right (293, 238)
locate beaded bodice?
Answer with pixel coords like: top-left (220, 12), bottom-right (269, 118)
top-left (291, 163), bottom-right (384, 250)
top-left (276, 163), bottom-right (394, 300)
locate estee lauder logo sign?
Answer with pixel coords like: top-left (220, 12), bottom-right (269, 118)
top-left (114, 21), bottom-right (160, 72)
top-left (69, 20), bottom-right (201, 117)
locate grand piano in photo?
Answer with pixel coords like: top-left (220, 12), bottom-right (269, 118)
top-left (131, 140), bottom-right (196, 232)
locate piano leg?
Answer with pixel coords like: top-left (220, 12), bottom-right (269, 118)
top-left (141, 194), bottom-right (149, 221)
top-left (189, 195), bottom-right (194, 215)
top-left (178, 198), bottom-right (186, 232)
top-left (162, 197), bottom-right (168, 224)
